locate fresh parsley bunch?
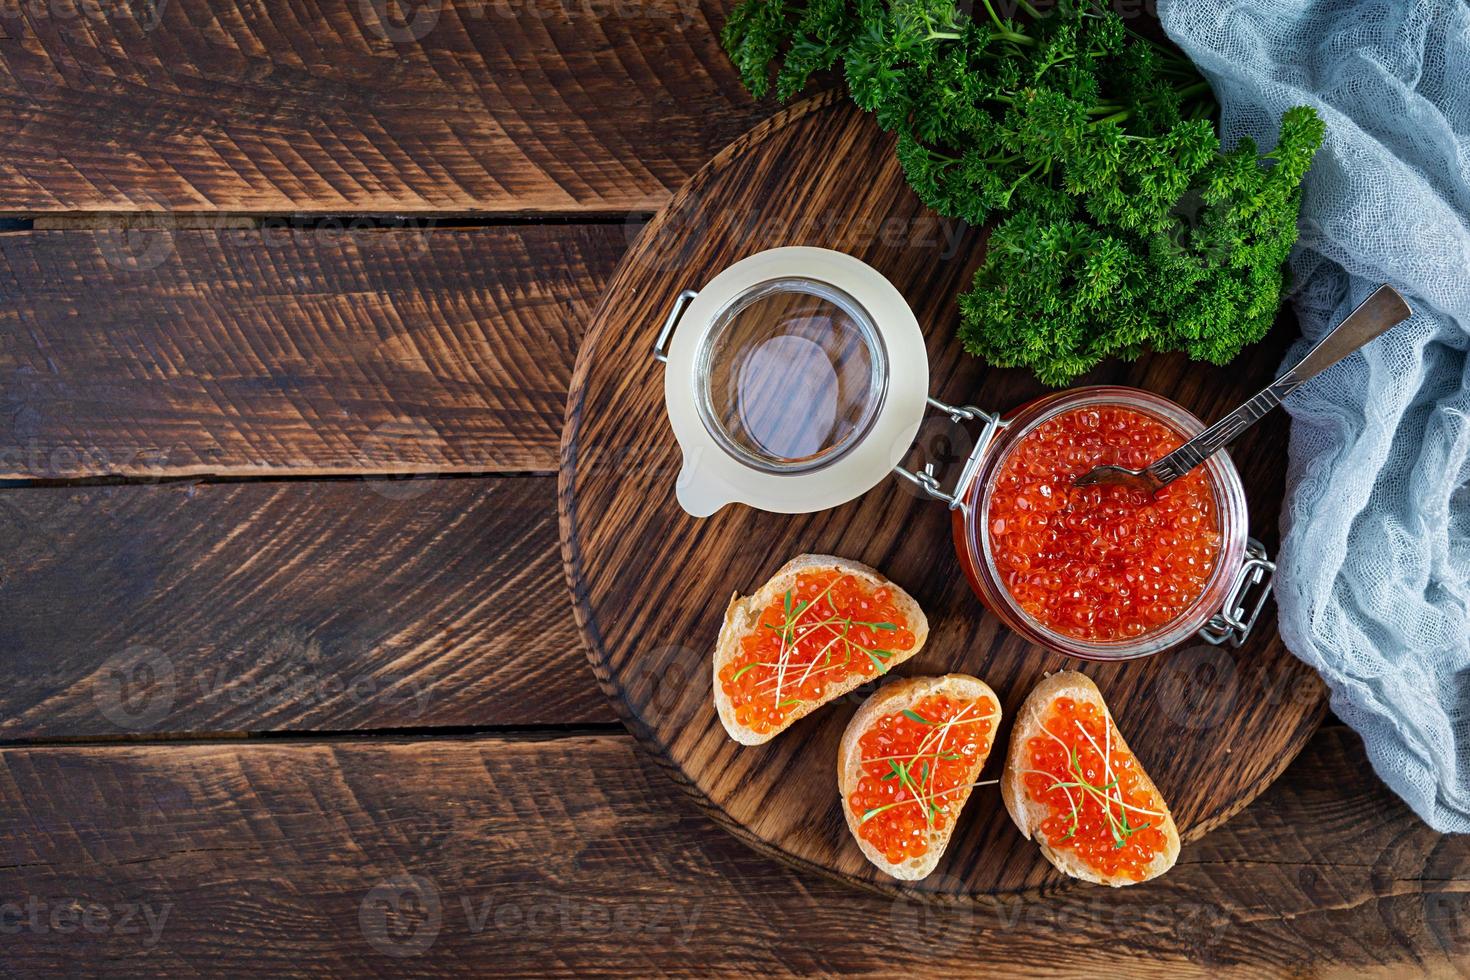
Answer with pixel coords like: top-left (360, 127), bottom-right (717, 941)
top-left (723, 0), bottom-right (1324, 384)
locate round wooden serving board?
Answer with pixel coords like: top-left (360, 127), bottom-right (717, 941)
top-left (560, 95), bottom-right (1328, 900)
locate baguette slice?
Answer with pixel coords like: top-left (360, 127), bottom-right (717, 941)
top-left (838, 674), bottom-right (1002, 880)
top-left (713, 554), bottom-right (928, 746)
top-left (1002, 671), bottom-right (1180, 886)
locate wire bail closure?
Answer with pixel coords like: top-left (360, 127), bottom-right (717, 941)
top-left (652, 289), bottom-right (699, 365)
top-left (891, 396), bottom-right (1006, 519)
top-left (1198, 537), bottom-right (1275, 647)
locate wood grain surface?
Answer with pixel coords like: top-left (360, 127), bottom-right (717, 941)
top-left (0, 2), bottom-right (1452, 970)
top-left (0, 225), bottom-right (623, 479)
top-left (0, 0), bottom-right (768, 214)
top-left (0, 476), bottom-right (612, 738)
top-left (0, 726), bottom-right (1461, 974)
top-left (561, 97), bottom-right (1329, 899)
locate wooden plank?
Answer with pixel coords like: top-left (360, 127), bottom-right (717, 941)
top-left (0, 476), bottom-right (613, 737)
top-left (0, 225), bottom-right (625, 479)
top-left (0, 727), bottom-right (1459, 974)
top-left (0, 0), bottom-right (769, 214)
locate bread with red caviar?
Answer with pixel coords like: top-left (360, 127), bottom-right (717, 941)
top-left (713, 554), bottom-right (929, 746)
top-left (838, 674), bottom-right (1001, 880)
top-left (1002, 671), bottom-right (1180, 886)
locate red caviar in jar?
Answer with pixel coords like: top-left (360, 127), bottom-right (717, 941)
top-left (1022, 697), bottom-right (1168, 880)
top-left (847, 693), bottom-right (995, 865)
top-left (987, 405), bottom-right (1221, 641)
top-left (717, 571), bottom-right (917, 736)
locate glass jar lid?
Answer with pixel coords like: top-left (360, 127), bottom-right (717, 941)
top-left (695, 277), bottom-right (887, 474)
top-left (659, 247), bottom-right (929, 517)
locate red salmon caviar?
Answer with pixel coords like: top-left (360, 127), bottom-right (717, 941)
top-left (717, 571), bottom-right (917, 736)
top-left (987, 405), bottom-right (1221, 641)
top-left (1022, 697), bottom-right (1168, 880)
top-left (846, 693), bottom-right (995, 865)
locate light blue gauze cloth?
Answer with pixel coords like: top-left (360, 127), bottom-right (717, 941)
top-left (1159, 0), bottom-right (1470, 832)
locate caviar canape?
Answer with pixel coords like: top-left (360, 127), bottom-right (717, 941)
top-left (1003, 671), bottom-right (1179, 885)
top-left (839, 675), bottom-right (1001, 880)
top-left (714, 555), bottom-right (928, 745)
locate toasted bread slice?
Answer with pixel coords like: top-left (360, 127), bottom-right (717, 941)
top-left (1002, 671), bottom-right (1180, 886)
top-left (713, 554), bottom-right (928, 746)
top-left (838, 674), bottom-right (1002, 880)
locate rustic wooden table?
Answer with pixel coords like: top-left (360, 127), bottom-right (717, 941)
top-left (0, 1), bottom-right (1463, 974)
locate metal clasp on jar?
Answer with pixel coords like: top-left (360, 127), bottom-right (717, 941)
top-left (652, 289), bottom-right (699, 364)
top-left (892, 397), bottom-right (1007, 519)
top-left (1198, 538), bottom-right (1276, 648)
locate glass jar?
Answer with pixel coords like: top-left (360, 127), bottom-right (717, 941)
top-left (950, 386), bottom-right (1269, 661)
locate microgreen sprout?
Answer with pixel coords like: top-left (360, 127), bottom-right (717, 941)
top-left (753, 576), bottom-right (907, 705)
top-left (858, 702), bottom-right (996, 828)
top-left (1023, 715), bottom-right (1166, 852)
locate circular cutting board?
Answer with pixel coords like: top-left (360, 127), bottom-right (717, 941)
top-left (560, 95), bottom-right (1327, 900)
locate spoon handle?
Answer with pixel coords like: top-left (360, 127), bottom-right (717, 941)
top-left (1146, 285), bottom-right (1413, 486)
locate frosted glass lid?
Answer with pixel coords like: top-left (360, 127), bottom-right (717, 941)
top-left (660, 247), bottom-right (928, 517)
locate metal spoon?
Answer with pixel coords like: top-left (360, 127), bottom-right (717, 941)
top-left (1074, 284), bottom-right (1413, 494)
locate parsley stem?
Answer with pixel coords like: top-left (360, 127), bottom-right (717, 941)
top-left (1089, 108), bottom-right (1131, 128)
top-left (1175, 80), bottom-right (1213, 103)
top-left (978, 0), bottom-right (1035, 46)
